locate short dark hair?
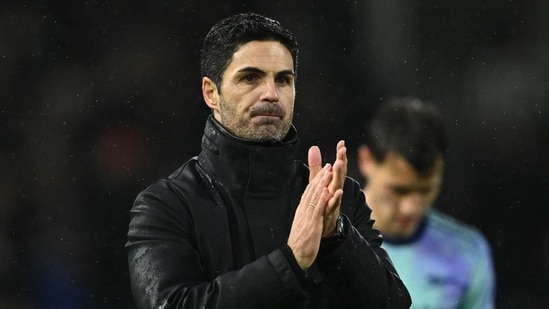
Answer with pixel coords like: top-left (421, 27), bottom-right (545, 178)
top-left (365, 97), bottom-right (448, 176)
top-left (200, 12), bottom-right (299, 88)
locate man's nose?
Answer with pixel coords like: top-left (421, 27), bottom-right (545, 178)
top-left (260, 80), bottom-right (279, 102)
top-left (399, 193), bottom-right (423, 215)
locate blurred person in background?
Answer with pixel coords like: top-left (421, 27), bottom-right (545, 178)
top-left (357, 97), bottom-right (495, 308)
top-left (126, 12), bottom-right (411, 309)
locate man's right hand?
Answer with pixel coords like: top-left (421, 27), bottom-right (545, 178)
top-left (287, 163), bottom-right (333, 269)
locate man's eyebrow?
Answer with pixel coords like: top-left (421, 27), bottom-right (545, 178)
top-left (390, 185), bottom-right (411, 192)
top-left (236, 67), bottom-right (295, 76)
top-left (236, 67), bottom-right (265, 74)
top-left (276, 69), bottom-right (295, 76)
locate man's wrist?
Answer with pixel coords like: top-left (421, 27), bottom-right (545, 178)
top-left (319, 216), bottom-right (346, 254)
top-left (322, 215), bottom-right (345, 240)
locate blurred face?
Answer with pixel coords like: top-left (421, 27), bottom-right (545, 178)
top-left (360, 150), bottom-right (444, 239)
top-left (202, 40), bottom-right (295, 141)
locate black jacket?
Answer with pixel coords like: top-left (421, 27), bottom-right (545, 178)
top-left (126, 115), bottom-right (411, 308)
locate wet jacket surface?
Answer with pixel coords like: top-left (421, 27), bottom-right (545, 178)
top-left (126, 115), bottom-right (411, 308)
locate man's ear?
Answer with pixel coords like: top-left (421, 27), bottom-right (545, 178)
top-left (202, 77), bottom-right (219, 111)
top-left (357, 145), bottom-right (373, 177)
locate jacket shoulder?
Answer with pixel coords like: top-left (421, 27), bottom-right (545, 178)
top-left (133, 157), bottom-right (220, 215)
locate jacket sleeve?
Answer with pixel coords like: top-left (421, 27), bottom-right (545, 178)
top-left (316, 178), bottom-right (412, 308)
top-left (126, 180), bottom-right (307, 309)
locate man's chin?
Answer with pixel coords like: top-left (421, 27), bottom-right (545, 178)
top-left (398, 226), bottom-right (418, 238)
top-left (251, 128), bottom-right (284, 141)
top-left (246, 121), bottom-right (288, 140)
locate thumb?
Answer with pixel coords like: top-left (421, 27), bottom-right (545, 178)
top-left (308, 146), bottom-right (322, 182)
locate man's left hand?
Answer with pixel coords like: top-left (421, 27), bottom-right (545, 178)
top-left (308, 140), bottom-right (347, 236)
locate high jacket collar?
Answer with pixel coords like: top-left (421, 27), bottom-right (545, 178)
top-left (198, 115), bottom-right (300, 195)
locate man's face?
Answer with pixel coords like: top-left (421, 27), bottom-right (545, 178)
top-left (362, 151), bottom-right (444, 239)
top-left (214, 40), bottom-right (295, 141)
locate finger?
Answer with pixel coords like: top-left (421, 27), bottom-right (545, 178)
top-left (308, 146), bottom-right (322, 182)
top-left (299, 164), bottom-right (329, 212)
top-left (315, 187), bottom-right (331, 216)
top-left (325, 188), bottom-right (343, 215)
top-left (308, 165), bottom-right (333, 214)
top-left (322, 188), bottom-right (343, 235)
top-left (329, 141), bottom-right (347, 194)
top-left (336, 140), bottom-right (347, 172)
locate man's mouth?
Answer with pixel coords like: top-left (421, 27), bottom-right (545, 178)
top-left (397, 217), bottom-right (416, 226)
top-left (250, 104), bottom-right (284, 118)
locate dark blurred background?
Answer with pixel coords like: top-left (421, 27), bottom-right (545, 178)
top-left (1, 1), bottom-right (547, 308)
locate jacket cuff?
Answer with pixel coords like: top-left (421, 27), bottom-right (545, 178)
top-left (280, 244), bottom-right (308, 286)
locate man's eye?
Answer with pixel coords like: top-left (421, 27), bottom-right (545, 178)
top-left (393, 188), bottom-right (410, 196)
top-left (275, 76), bottom-right (290, 84)
top-left (243, 75), bottom-right (257, 82)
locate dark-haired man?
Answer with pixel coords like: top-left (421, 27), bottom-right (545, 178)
top-left (126, 12), bottom-right (411, 309)
top-left (357, 97), bottom-right (495, 308)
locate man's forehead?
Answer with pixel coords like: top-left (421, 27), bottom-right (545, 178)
top-left (230, 41), bottom-right (293, 64)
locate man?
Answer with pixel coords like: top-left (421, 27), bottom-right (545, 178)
top-left (126, 12), bottom-right (411, 309)
top-left (357, 97), bottom-right (495, 308)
